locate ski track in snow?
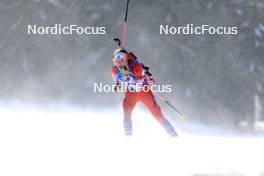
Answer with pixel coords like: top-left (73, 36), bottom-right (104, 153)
top-left (0, 107), bottom-right (264, 176)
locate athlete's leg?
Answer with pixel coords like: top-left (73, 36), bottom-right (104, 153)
top-left (139, 91), bottom-right (177, 136)
top-left (123, 91), bottom-right (137, 136)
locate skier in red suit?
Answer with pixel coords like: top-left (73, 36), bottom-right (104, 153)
top-left (111, 48), bottom-right (177, 136)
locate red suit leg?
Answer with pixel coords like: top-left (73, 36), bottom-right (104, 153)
top-left (138, 90), bottom-right (177, 136)
top-left (122, 91), bottom-right (137, 135)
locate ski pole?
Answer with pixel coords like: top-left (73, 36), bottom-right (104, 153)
top-left (113, 0), bottom-right (130, 47)
top-left (154, 92), bottom-right (181, 114)
top-left (145, 75), bottom-right (187, 119)
top-left (154, 92), bottom-right (187, 120)
top-left (121, 0), bottom-right (130, 48)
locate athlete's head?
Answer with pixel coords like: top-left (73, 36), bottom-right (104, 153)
top-left (113, 48), bottom-right (129, 67)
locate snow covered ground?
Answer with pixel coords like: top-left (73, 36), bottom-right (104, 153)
top-left (0, 106), bottom-right (264, 176)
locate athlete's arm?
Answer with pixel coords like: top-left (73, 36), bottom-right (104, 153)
top-left (131, 63), bottom-right (143, 80)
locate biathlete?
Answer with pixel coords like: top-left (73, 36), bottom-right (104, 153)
top-left (111, 48), bottom-right (177, 137)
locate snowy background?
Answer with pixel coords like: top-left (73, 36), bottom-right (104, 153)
top-left (1, 0), bottom-right (264, 176)
top-left (1, 107), bottom-right (264, 176)
top-left (1, 0), bottom-right (264, 129)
